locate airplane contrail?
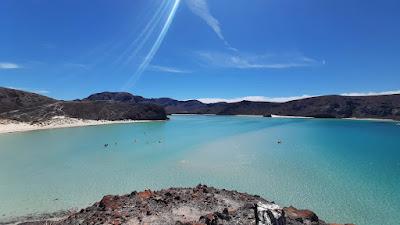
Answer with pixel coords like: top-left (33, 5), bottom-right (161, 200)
top-left (115, 2), bottom-right (169, 66)
top-left (123, 0), bottom-right (181, 89)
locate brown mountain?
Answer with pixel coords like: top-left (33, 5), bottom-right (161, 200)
top-left (0, 88), bottom-right (167, 123)
top-left (0, 87), bottom-right (57, 114)
top-left (85, 91), bottom-right (400, 120)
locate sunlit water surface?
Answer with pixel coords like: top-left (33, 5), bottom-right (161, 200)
top-left (1, 115), bottom-right (399, 225)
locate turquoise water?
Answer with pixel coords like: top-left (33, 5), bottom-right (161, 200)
top-left (0, 115), bottom-right (399, 225)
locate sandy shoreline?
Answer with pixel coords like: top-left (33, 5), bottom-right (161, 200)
top-left (270, 114), bottom-right (313, 119)
top-left (342, 117), bottom-right (398, 122)
top-left (0, 117), bottom-right (163, 134)
top-left (173, 113), bottom-right (399, 122)
top-left (1, 115), bottom-right (397, 135)
top-left (271, 114), bottom-right (398, 122)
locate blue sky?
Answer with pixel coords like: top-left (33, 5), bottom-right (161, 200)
top-left (1, 0), bottom-right (399, 102)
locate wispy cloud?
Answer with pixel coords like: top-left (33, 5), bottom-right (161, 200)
top-left (6, 86), bottom-right (50, 95)
top-left (186, 0), bottom-right (235, 50)
top-left (198, 51), bottom-right (322, 69)
top-left (147, 65), bottom-right (192, 74)
top-left (197, 95), bottom-right (313, 103)
top-left (341, 90), bottom-right (400, 96)
top-left (0, 62), bottom-right (20, 69)
top-left (186, 0), bottom-right (223, 40)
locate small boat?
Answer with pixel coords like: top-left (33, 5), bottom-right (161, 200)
top-left (277, 140), bottom-right (282, 144)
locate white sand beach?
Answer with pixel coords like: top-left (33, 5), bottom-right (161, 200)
top-left (270, 114), bottom-right (314, 119)
top-left (0, 116), bottom-right (159, 134)
top-left (343, 117), bottom-right (397, 122)
top-left (270, 114), bottom-right (398, 122)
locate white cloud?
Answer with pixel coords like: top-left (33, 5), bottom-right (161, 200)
top-left (197, 90), bottom-right (400, 104)
top-left (197, 95), bottom-right (313, 103)
top-left (0, 62), bottom-right (20, 69)
top-left (147, 65), bottom-right (192, 74)
top-left (198, 51), bottom-right (321, 69)
top-left (186, 0), bottom-right (234, 49)
top-left (341, 90), bottom-right (400, 96)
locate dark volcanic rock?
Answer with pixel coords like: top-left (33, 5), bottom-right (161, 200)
top-left (14, 185), bottom-right (351, 225)
top-left (283, 206), bottom-right (319, 224)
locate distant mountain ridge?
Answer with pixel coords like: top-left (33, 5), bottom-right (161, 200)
top-left (1, 87), bottom-right (399, 122)
top-left (85, 91), bottom-right (400, 120)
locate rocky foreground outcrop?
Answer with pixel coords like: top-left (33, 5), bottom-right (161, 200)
top-left (18, 185), bottom-right (354, 225)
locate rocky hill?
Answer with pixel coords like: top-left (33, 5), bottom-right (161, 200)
top-left (14, 185), bottom-right (352, 225)
top-left (0, 87), bottom-right (57, 114)
top-left (85, 92), bottom-right (400, 120)
top-left (0, 88), bottom-right (167, 123)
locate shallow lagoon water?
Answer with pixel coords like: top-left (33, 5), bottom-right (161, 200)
top-left (0, 115), bottom-right (399, 225)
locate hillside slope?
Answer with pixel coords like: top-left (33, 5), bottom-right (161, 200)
top-left (0, 87), bottom-right (57, 114)
top-left (0, 88), bottom-right (167, 123)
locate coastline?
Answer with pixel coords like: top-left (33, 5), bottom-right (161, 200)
top-left (343, 117), bottom-right (398, 122)
top-left (270, 114), bottom-right (314, 119)
top-left (271, 114), bottom-right (399, 122)
top-left (0, 117), bottom-right (164, 135)
top-left (1, 114), bottom-right (397, 135)
top-left (174, 113), bottom-right (399, 122)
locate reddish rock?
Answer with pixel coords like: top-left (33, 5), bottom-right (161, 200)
top-left (138, 190), bottom-right (153, 200)
top-left (111, 219), bottom-right (121, 225)
top-left (99, 195), bottom-right (120, 211)
top-left (283, 206), bottom-right (319, 222)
